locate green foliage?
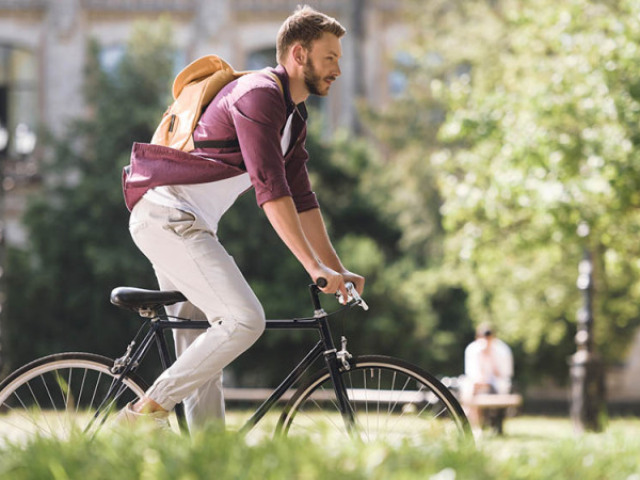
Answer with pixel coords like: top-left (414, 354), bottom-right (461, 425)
top-left (4, 21), bottom-right (174, 372)
top-left (370, 0), bottom-right (640, 384)
top-left (1, 417), bottom-right (640, 479)
top-left (436, 0), bottom-right (640, 371)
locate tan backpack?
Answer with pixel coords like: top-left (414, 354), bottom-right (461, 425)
top-left (151, 55), bottom-right (283, 152)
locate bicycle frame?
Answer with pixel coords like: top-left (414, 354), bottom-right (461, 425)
top-left (108, 284), bottom-right (356, 435)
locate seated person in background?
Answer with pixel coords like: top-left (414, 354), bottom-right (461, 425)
top-left (462, 322), bottom-right (514, 429)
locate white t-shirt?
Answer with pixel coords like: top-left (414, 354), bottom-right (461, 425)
top-left (143, 111), bottom-right (295, 232)
top-left (464, 337), bottom-right (513, 394)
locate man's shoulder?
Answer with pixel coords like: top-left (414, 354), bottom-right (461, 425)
top-left (228, 69), bottom-right (283, 104)
top-left (493, 338), bottom-right (513, 355)
top-left (465, 340), bottom-right (482, 353)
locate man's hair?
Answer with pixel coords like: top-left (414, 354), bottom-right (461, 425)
top-left (476, 322), bottom-right (494, 338)
top-left (276, 5), bottom-right (346, 63)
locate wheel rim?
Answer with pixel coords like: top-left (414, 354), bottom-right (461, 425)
top-left (0, 357), bottom-right (145, 443)
top-left (281, 360), bottom-right (469, 444)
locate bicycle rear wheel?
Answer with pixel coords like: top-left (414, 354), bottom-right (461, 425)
top-left (0, 352), bottom-right (147, 443)
top-left (277, 355), bottom-right (471, 444)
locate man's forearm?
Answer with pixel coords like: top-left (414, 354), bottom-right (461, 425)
top-left (262, 196), bottom-right (320, 274)
top-left (298, 207), bottom-right (345, 272)
top-left (263, 197), bottom-right (351, 297)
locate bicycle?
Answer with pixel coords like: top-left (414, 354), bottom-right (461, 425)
top-left (0, 281), bottom-right (471, 444)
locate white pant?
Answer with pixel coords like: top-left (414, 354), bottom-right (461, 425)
top-left (129, 197), bottom-right (266, 430)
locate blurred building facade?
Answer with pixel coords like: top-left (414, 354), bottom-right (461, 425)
top-left (0, 0), bottom-right (407, 244)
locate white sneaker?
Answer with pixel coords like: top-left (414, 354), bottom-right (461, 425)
top-left (114, 402), bottom-right (170, 429)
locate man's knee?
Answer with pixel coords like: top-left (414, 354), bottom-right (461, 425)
top-left (247, 306), bottom-right (266, 338)
top-left (233, 302), bottom-right (266, 341)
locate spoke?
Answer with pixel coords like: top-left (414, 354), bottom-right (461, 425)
top-left (429, 405), bottom-right (451, 421)
top-left (92, 377), bottom-right (124, 429)
top-left (376, 368), bottom-right (381, 436)
top-left (63, 368), bottom-right (73, 437)
top-left (76, 368), bottom-right (89, 415)
top-left (387, 370), bottom-right (397, 417)
top-left (27, 380), bottom-right (57, 435)
top-left (87, 374), bottom-right (136, 433)
top-left (298, 386), bottom-right (345, 434)
top-left (289, 378), bottom-right (365, 438)
top-left (383, 370), bottom-right (398, 433)
top-left (415, 399), bottom-right (435, 419)
top-left (385, 376), bottom-right (416, 436)
top-left (39, 375), bottom-right (63, 435)
top-left (65, 368), bottom-right (73, 410)
top-left (88, 371), bottom-right (103, 411)
top-left (316, 383), bottom-right (344, 418)
top-left (102, 378), bottom-right (132, 416)
top-left (346, 371), bottom-right (357, 417)
top-left (362, 369), bottom-right (370, 442)
top-left (416, 399), bottom-right (454, 435)
top-left (26, 381), bottom-right (44, 413)
top-left (54, 371), bottom-right (67, 409)
top-left (41, 374), bottom-right (57, 413)
top-left (3, 388), bottom-right (51, 437)
top-left (93, 375), bottom-right (122, 417)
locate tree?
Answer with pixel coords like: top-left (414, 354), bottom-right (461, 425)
top-left (389, 0), bottom-right (640, 383)
top-left (4, 21), bottom-right (174, 373)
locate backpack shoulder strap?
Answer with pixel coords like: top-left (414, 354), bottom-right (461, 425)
top-left (267, 71), bottom-right (283, 95)
top-left (193, 69), bottom-right (286, 151)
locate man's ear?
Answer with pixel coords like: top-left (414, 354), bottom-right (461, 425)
top-left (291, 43), bottom-right (307, 66)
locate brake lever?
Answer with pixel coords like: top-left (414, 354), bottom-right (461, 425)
top-left (337, 282), bottom-right (369, 311)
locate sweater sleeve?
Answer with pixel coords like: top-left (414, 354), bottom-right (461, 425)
top-left (231, 87), bottom-right (292, 207)
top-left (284, 124), bottom-right (319, 212)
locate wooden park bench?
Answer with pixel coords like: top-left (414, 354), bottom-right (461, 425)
top-left (467, 393), bottom-right (523, 409)
top-left (464, 393), bottom-right (523, 434)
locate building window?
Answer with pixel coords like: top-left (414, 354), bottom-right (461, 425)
top-left (388, 51), bottom-right (419, 98)
top-left (98, 44), bottom-right (126, 75)
top-left (0, 45), bottom-right (38, 158)
top-left (245, 47), bottom-right (276, 70)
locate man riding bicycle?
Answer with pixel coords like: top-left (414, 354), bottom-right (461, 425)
top-left (120, 5), bottom-right (364, 431)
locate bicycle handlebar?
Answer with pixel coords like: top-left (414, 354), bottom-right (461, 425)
top-left (339, 282), bottom-right (369, 311)
top-left (314, 277), bottom-right (368, 311)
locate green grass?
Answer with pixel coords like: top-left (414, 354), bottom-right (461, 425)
top-left (0, 416), bottom-right (639, 479)
top-left (482, 416), bottom-right (640, 479)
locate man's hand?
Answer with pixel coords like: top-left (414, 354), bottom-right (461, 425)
top-left (311, 264), bottom-right (349, 302)
top-left (312, 266), bottom-right (365, 305)
top-left (340, 270), bottom-right (365, 295)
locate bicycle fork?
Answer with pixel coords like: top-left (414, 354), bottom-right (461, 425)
top-left (319, 319), bottom-right (357, 435)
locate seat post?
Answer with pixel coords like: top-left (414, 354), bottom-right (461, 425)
top-left (138, 306), bottom-right (162, 319)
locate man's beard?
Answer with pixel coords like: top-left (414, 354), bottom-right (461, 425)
top-left (303, 57), bottom-right (329, 97)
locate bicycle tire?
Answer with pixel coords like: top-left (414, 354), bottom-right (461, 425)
top-left (0, 352), bottom-right (147, 442)
top-left (277, 355), bottom-right (472, 443)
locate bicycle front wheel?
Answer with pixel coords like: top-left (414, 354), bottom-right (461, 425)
top-left (0, 352), bottom-right (147, 443)
top-left (277, 355), bottom-right (471, 444)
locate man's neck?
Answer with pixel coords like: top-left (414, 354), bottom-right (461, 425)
top-left (282, 63), bottom-right (308, 104)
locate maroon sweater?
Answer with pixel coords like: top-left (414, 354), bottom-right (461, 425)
top-left (123, 64), bottom-right (319, 213)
